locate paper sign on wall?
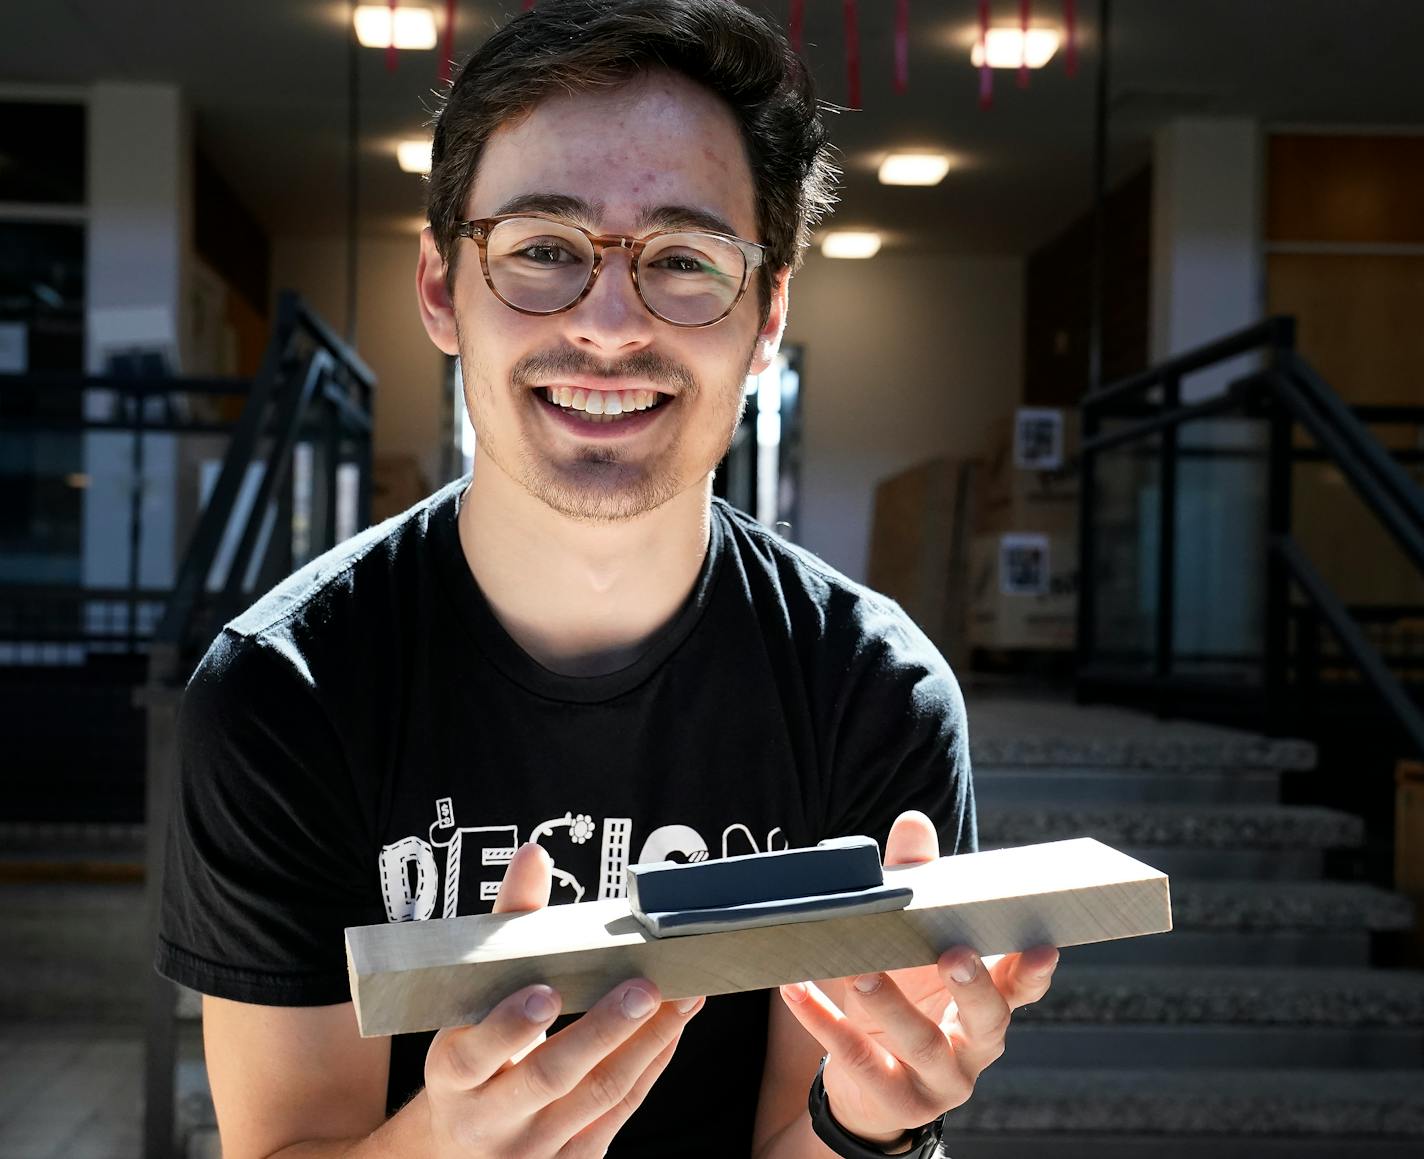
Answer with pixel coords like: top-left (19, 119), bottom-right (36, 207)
top-left (999, 533), bottom-right (1050, 596)
top-left (1013, 407), bottom-right (1065, 471)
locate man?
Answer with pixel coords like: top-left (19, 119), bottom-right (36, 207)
top-left (156, 2), bottom-right (1058, 1156)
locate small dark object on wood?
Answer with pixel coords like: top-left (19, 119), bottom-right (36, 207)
top-left (626, 836), bottom-right (913, 938)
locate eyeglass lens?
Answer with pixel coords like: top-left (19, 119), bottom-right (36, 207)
top-left (484, 217), bottom-right (746, 325)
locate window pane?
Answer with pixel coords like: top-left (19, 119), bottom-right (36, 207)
top-left (0, 102), bottom-right (86, 204)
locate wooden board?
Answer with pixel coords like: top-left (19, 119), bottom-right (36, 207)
top-left (346, 838), bottom-right (1172, 1038)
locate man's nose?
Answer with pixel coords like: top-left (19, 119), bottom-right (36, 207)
top-left (567, 248), bottom-right (656, 349)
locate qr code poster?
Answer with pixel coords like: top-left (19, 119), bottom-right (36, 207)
top-left (999, 533), bottom-right (1050, 596)
top-left (1013, 408), bottom-right (1065, 471)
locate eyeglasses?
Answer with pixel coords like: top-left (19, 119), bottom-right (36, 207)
top-left (453, 214), bottom-right (767, 328)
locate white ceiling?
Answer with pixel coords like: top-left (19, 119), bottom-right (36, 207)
top-left (4, 1), bottom-right (1424, 255)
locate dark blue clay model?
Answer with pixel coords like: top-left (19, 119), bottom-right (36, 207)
top-left (626, 835), bottom-right (914, 937)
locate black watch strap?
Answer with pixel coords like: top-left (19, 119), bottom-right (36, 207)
top-left (806, 1056), bottom-right (945, 1158)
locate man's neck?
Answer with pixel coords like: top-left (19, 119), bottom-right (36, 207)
top-left (457, 452), bottom-right (713, 678)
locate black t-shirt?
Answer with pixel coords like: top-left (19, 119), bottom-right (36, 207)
top-left (156, 476), bottom-right (976, 1157)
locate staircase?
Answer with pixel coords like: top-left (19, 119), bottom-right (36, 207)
top-left (951, 693), bottom-right (1424, 1158)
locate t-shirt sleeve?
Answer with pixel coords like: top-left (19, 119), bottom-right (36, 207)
top-left (819, 595), bottom-right (977, 858)
top-left (154, 628), bottom-right (373, 1005)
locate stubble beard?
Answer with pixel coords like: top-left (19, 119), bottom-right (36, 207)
top-left (459, 328), bottom-right (758, 525)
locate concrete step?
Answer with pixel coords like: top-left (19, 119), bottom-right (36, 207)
top-left (0, 880), bottom-right (147, 1023)
top-left (955, 1066), bottom-right (1424, 1142)
top-left (978, 804), bottom-right (1363, 851)
top-left (999, 1023), bottom-right (1423, 1069)
top-left (973, 765), bottom-right (1285, 807)
top-left (1170, 880), bottom-right (1415, 933)
top-left (1069, 929), bottom-right (1374, 967)
top-left (966, 697), bottom-right (1315, 772)
top-left (1065, 881), bottom-right (1412, 967)
top-left (1105, 847), bottom-right (1326, 879)
top-left (1023, 966), bottom-right (1424, 1027)
top-left (943, 1133), bottom-right (1423, 1158)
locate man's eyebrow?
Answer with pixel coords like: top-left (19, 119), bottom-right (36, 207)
top-left (488, 192), bottom-right (743, 238)
top-left (633, 204), bottom-right (742, 238)
top-left (491, 192), bottom-right (604, 222)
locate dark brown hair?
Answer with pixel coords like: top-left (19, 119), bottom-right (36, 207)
top-left (426, 0), bottom-right (839, 319)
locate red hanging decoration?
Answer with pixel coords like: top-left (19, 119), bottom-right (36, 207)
top-left (1018, 0), bottom-right (1031, 89)
top-left (1064, 0), bottom-right (1078, 76)
top-left (893, 0), bottom-right (910, 94)
top-left (386, 0), bottom-right (398, 73)
top-left (843, 0), bottom-right (861, 109)
top-left (978, 0), bottom-right (992, 109)
top-left (789, 0), bottom-right (804, 52)
top-left (437, 0), bottom-right (457, 87)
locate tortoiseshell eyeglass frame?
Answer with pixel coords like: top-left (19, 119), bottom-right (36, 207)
top-left (453, 213), bottom-right (768, 329)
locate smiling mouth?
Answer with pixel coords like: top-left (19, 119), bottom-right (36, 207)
top-left (538, 385), bottom-right (672, 424)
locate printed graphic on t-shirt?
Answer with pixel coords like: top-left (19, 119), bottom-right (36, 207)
top-left (377, 796), bottom-right (790, 922)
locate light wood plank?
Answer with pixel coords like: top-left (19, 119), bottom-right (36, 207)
top-left (347, 838), bottom-right (1172, 1038)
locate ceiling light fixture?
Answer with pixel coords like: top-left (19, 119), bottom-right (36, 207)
top-left (878, 153), bottom-right (953, 186)
top-left (821, 232), bottom-right (882, 260)
top-left (971, 27), bottom-right (1060, 70)
top-left (397, 139), bottom-right (433, 174)
top-left (353, 5), bottom-right (438, 50)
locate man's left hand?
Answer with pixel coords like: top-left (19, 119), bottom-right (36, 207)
top-left (776, 811), bottom-right (1059, 1148)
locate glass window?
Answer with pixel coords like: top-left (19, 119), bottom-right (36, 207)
top-left (0, 102), bottom-right (86, 205)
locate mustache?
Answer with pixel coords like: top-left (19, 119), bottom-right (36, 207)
top-left (510, 347), bottom-right (697, 395)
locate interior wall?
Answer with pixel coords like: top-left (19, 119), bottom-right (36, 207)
top-left (271, 232), bottom-right (449, 489)
top-left (1024, 167), bottom-right (1152, 405)
top-left (782, 250), bottom-right (1024, 584)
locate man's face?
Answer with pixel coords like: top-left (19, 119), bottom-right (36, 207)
top-left (417, 70), bottom-right (788, 524)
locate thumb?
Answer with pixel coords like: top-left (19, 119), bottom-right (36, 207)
top-left (883, 810), bottom-right (939, 868)
top-left (493, 842), bottom-right (553, 913)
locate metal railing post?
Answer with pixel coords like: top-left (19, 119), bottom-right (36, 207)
top-left (142, 646), bottom-right (182, 1159)
top-left (1264, 339), bottom-right (1295, 735)
top-left (1155, 373), bottom-right (1181, 709)
top-left (1076, 403), bottom-right (1101, 694)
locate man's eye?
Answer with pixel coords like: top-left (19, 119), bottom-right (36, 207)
top-left (517, 244), bottom-right (579, 265)
top-left (654, 254), bottom-right (709, 274)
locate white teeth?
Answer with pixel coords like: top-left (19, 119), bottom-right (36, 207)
top-left (544, 386), bottom-right (668, 419)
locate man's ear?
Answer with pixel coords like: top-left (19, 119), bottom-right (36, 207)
top-left (747, 267), bottom-right (791, 377)
top-left (416, 226), bottom-right (461, 357)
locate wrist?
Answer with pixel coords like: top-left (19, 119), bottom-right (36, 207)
top-left (805, 1057), bottom-right (945, 1159)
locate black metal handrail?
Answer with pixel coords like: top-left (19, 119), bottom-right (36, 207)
top-left (141, 291), bottom-right (375, 1159)
top-left (1077, 314), bottom-right (1424, 754)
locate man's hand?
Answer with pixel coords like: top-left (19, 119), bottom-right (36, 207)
top-left (776, 812), bottom-right (1058, 1147)
top-left (422, 842), bottom-right (704, 1158)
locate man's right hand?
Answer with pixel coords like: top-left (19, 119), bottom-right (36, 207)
top-left (421, 842), bottom-right (704, 1157)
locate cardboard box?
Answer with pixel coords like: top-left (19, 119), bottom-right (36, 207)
top-left (978, 408), bottom-right (1080, 534)
top-left (968, 529), bottom-right (1079, 651)
top-left (866, 458), bottom-right (976, 670)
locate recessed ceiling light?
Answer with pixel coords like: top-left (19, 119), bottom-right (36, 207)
top-left (354, 5), bottom-right (438, 50)
top-left (878, 153), bottom-right (952, 186)
top-left (970, 27), bottom-right (1060, 69)
top-left (821, 232), bottom-right (882, 259)
top-left (397, 139), bottom-right (433, 174)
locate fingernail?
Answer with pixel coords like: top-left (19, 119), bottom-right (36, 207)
top-left (950, 955), bottom-right (978, 985)
top-left (853, 973), bottom-right (883, 994)
top-left (676, 996), bottom-right (701, 1014)
top-left (524, 989), bottom-right (558, 1022)
top-left (1038, 952), bottom-right (1060, 978)
top-left (622, 986), bottom-right (656, 1020)
top-left (781, 981), bottom-right (808, 1004)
